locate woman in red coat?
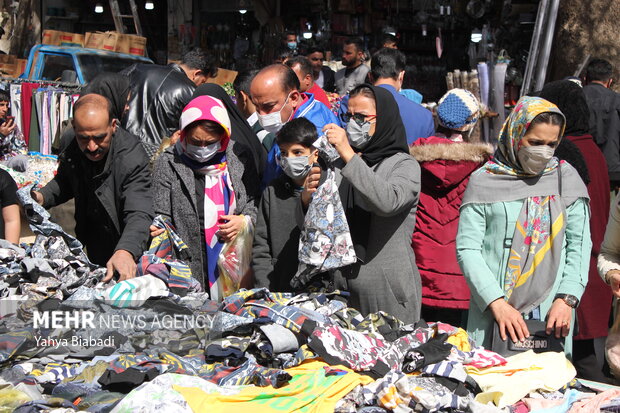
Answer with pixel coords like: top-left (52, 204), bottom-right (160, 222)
top-left (539, 79), bottom-right (612, 382)
top-left (410, 89), bottom-right (492, 327)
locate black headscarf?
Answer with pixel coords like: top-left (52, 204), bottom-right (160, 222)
top-left (81, 72), bottom-right (130, 121)
top-left (537, 80), bottom-right (591, 184)
top-left (354, 84), bottom-right (409, 166)
top-left (192, 83), bottom-right (266, 176)
top-left (537, 80), bottom-right (590, 136)
top-left (340, 84), bottom-right (409, 262)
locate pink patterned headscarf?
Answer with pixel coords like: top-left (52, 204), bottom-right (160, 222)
top-left (179, 95), bottom-right (232, 152)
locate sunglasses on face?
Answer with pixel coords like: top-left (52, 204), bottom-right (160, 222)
top-left (339, 112), bottom-right (377, 125)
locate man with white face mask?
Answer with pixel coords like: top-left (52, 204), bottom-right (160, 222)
top-left (250, 64), bottom-right (338, 186)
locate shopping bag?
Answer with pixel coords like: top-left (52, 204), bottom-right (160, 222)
top-left (291, 135), bottom-right (356, 289)
top-left (217, 216), bottom-right (254, 298)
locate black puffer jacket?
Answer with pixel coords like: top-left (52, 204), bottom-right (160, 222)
top-left (121, 63), bottom-right (195, 149)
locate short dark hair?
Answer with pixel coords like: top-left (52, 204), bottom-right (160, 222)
top-left (344, 38), bottom-right (364, 52)
top-left (586, 58), bottom-right (613, 82)
top-left (283, 31), bottom-right (297, 41)
top-left (233, 69), bottom-right (259, 96)
top-left (285, 56), bottom-right (313, 78)
top-left (73, 94), bottom-right (114, 124)
top-left (371, 48), bottom-right (406, 80)
top-left (380, 33), bottom-right (397, 46)
top-left (181, 49), bottom-right (218, 78)
top-left (306, 46), bottom-right (324, 56)
top-left (0, 91), bottom-right (9, 103)
top-left (276, 117), bottom-right (318, 147)
top-left (529, 112), bottom-right (565, 131)
top-left (275, 47), bottom-right (294, 63)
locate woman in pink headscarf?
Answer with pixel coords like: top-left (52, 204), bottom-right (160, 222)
top-left (152, 95), bottom-right (259, 300)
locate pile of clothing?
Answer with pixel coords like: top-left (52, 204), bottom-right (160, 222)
top-left (1, 193), bottom-right (619, 412)
top-left (0, 152), bottom-right (58, 189)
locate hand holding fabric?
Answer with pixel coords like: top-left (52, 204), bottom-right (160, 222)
top-left (218, 215), bottom-right (245, 242)
top-left (545, 298), bottom-right (572, 338)
top-left (489, 298), bottom-right (529, 342)
top-left (322, 123), bottom-right (355, 163)
top-left (104, 249), bottom-right (137, 282)
top-left (301, 166), bottom-right (321, 208)
top-left (149, 225), bottom-right (165, 238)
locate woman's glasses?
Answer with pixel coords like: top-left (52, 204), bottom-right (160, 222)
top-left (339, 112), bottom-right (377, 125)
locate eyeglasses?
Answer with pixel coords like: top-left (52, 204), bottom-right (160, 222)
top-left (340, 112), bottom-right (377, 125)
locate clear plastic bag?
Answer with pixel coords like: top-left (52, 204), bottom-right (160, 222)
top-left (217, 216), bottom-right (254, 298)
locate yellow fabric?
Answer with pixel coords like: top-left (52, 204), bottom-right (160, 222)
top-left (0, 387), bottom-right (31, 413)
top-left (465, 350), bottom-right (576, 408)
top-left (446, 328), bottom-right (471, 352)
top-left (174, 360), bottom-right (373, 413)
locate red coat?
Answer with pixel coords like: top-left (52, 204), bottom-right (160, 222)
top-left (568, 134), bottom-right (612, 340)
top-left (410, 137), bottom-right (492, 309)
top-left (308, 83), bottom-right (331, 108)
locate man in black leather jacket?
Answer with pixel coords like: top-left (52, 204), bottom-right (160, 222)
top-left (121, 49), bottom-right (218, 156)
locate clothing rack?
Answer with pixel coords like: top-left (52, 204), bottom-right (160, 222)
top-left (0, 77), bottom-right (83, 89)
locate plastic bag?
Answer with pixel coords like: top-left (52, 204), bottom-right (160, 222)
top-left (217, 216), bottom-right (254, 298)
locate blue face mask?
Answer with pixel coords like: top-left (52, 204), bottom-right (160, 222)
top-left (185, 141), bottom-right (220, 162)
top-left (287, 41), bottom-right (297, 50)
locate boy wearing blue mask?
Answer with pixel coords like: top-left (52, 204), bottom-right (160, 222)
top-left (252, 118), bottom-right (320, 291)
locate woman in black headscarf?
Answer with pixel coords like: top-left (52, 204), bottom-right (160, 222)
top-left (192, 83), bottom-right (266, 178)
top-left (305, 84), bottom-right (422, 324)
top-left (81, 72), bottom-right (131, 121)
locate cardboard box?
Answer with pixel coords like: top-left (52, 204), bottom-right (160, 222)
top-left (42, 29), bottom-right (62, 46)
top-left (59, 32), bottom-right (84, 47)
top-left (85, 32), bottom-right (106, 49)
top-left (128, 34), bottom-right (147, 56)
top-left (206, 68), bottom-right (238, 87)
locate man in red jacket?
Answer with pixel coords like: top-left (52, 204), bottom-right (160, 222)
top-left (410, 89), bottom-right (492, 327)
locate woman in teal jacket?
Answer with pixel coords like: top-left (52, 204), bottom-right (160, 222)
top-left (456, 96), bottom-right (591, 355)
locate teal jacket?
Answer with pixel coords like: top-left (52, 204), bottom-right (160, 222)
top-left (456, 199), bottom-right (591, 354)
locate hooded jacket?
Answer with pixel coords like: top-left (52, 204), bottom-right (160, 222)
top-left (410, 136), bottom-right (492, 310)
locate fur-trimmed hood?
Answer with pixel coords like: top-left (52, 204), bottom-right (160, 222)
top-left (410, 136), bottom-right (494, 190)
top-left (409, 140), bottom-right (494, 163)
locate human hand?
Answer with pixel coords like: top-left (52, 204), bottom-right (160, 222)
top-left (149, 225), bottom-right (165, 238)
top-left (218, 215), bottom-right (245, 242)
top-left (103, 249), bottom-right (136, 283)
top-left (607, 270), bottom-right (620, 298)
top-left (301, 165), bottom-right (321, 208)
top-left (169, 130), bottom-right (181, 145)
top-left (545, 298), bottom-right (572, 339)
top-left (31, 190), bottom-right (44, 205)
top-left (322, 123), bottom-right (355, 163)
top-left (0, 118), bottom-right (15, 137)
top-left (488, 298), bottom-right (530, 343)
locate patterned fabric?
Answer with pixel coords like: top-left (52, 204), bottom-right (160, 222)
top-left (137, 215), bottom-right (196, 294)
top-left (175, 95), bottom-right (237, 301)
top-left (463, 348), bottom-right (507, 369)
top-left (100, 274), bottom-right (169, 308)
top-left (0, 125), bottom-right (27, 161)
top-left (292, 136), bottom-right (356, 289)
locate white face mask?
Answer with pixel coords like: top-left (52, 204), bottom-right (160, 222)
top-left (257, 94), bottom-right (292, 135)
top-left (185, 141), bottom-right (220, 162)
top-left (517, 145), bottom-right (555, 175)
